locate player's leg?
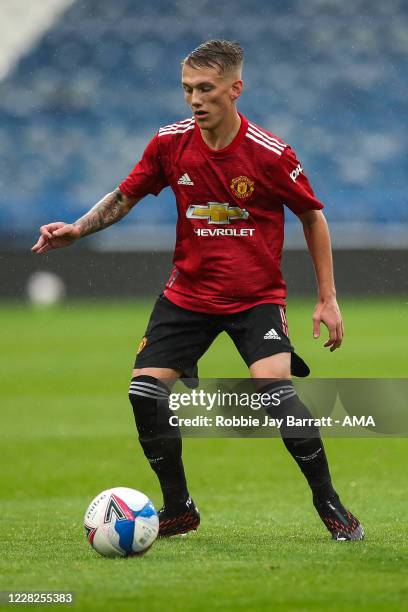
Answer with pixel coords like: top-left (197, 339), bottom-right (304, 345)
top-left (129, 365), bottom-right (200, 537)
top-left (250, 353), bottom-right (336, 514)
top-left (226, 304), bottom-right (364, 540)
top-left (128, 294), bottom-right (218, 536)
top-left (251, 357), bottom-right (364, 540)
top-left (129, 367), bottom-right (186, 504)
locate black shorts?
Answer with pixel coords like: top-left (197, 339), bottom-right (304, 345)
top-left (134, 294), bottom-right (309, 386)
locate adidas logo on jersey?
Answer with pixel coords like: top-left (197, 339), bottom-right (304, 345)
top-left (264, 328), bottom-right (281, 340)
top-left (177, 173), bottom-right (194, 185)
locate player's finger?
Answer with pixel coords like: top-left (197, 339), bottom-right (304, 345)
top-left (31, 238), bottom-right (44, 252)
top-left (31, 233), bottom-right (50, 251)
top-left (37, 239), bottom-right (55, 253)
top-left (43, 221), bottom-right (65, 231)
top-left (330, 324), bottom-right (343, 351)
top-left (52, 226), bottom-right (71, 237)
top-left (39, 225), bottom-right (55, 239)
top-left (324, 326), bottom-right (337, 347)
top-left (313, 317), bottom-right (320, 338)
top-left (36, 243), bottom-right (51, 254)
top-left (40, 222), bottom-right (67, 238)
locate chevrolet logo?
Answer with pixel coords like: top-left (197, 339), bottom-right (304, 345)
top-left (186, 202), bottom-right (249, 225)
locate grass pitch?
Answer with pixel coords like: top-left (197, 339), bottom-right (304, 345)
top-left (1, 298), bottom-right (408, 611)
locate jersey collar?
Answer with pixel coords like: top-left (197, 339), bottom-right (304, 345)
top-left (194, 112), bottom-right (248, 158)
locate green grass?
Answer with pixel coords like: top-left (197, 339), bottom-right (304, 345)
top-left (1, 298), bottom-right (408, 611)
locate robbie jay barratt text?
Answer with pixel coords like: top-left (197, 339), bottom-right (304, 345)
top-left (168, 415), bottom-right (376, 428)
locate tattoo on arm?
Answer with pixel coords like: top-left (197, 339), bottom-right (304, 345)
top-left (74, 189), bottom-right (135, 237)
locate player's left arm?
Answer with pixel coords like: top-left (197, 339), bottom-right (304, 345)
top-left (298, 209), bottom-right (344, 351)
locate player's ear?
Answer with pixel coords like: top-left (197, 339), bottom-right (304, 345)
top-left (230, 79), bottom-right (243, 102)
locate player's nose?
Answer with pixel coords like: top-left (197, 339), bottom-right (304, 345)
top-left (191, 92), bottom-right (203, 108)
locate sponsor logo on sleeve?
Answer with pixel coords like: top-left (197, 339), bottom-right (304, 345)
top-left (290, 163), bottom-right (303, 182)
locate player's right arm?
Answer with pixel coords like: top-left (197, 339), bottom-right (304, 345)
top-left (32, 132), bottom-right (167, 254)
top-left (31, 189), bottom-right (138, 254)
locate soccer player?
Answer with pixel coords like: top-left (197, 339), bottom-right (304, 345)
top-left (32, 40), bottom-right (363, 541)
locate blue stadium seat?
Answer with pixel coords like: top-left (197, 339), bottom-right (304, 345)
top-left (0, 0), bottom-right (406, 241)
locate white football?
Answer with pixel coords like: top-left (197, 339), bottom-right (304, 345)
top-left (84, 487), bottom-right (159, 557)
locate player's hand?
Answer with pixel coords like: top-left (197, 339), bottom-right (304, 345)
top-left (31, 222), bottom-right (81, 254)
top-left (312, 297), bottom-right (344, 352)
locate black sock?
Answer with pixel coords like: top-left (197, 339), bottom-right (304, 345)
top-left (281, 437), bottom-right (335, 501)
top-left (129, 375), bottom-right (189, 509)
top-left (260, 380), bottom-right (335, 500)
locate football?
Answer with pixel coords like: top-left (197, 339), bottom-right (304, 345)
top-left (84, 487), bottom-right (159, 557)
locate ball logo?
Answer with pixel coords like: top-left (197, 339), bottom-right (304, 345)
top-left (104, 494), bottom-right (133, 523)
top-left (230, 176), bottom-right (254, 199)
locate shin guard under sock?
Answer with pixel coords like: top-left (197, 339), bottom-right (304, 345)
top-left (129, 375), bottom-right (189, 508)
top-left (260, 380), bottom-right (335, 500)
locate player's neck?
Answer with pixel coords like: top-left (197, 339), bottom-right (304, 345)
top-left (199, 110), bottom-right (241, 151)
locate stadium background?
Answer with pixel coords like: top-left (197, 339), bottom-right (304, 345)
top-left (1, 1), bottom-right (407, 611)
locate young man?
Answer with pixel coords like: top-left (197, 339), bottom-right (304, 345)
top-left (32, 40), bottom-right (363, 541)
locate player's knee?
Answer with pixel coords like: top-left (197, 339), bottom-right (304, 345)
top-left (132, 366), bottom-right (180, 386)
top-left (128, 375), bottom-right (170, 435)
top-left (128, 375), bottom-right (180, 444)
top-left (128, 375), bottom-right (170, 409)
top-left (131, 367), bottom-right (145, 378)
top-left (250, 353), bottom-right (291, 379)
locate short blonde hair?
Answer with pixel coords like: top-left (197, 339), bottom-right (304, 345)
top-left (183, 40), bottom-right (243, 74)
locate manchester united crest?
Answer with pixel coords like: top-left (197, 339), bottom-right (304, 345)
top-left (137, 336), bottom-right (147, 354)
top-left (230, 175), bottom-right (254, 199)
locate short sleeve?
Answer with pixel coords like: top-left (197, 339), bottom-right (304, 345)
top-left (119, 134), bottom-right (168, 199)
top-left (273, 146), bottom-right (324, 215)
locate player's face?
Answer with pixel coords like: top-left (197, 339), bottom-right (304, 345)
top-left (181, 64), bottom-right (242, 131)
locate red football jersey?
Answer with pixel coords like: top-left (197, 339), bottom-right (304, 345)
top-left (119, 113), bottom-right (323, 314)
